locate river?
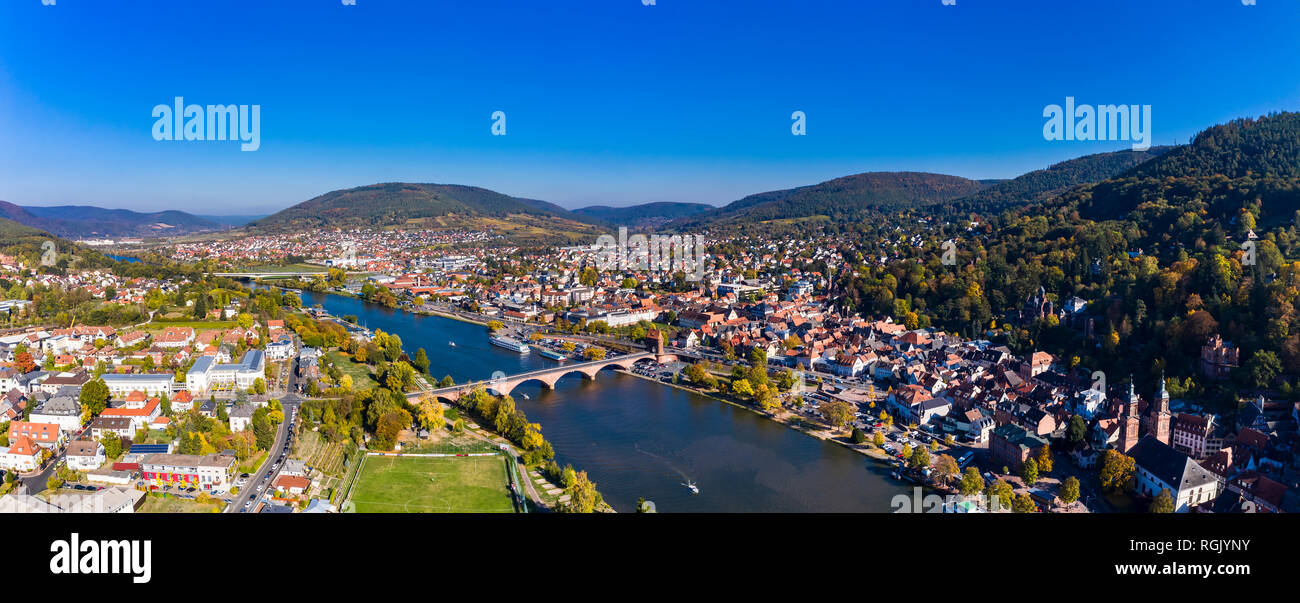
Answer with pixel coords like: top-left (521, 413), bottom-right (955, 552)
top-left (292, 288), bottom-right (906, 512)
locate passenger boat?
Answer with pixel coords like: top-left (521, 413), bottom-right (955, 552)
top-left (538, 348), bottom-right (565, 361)
top-left (489, 335), bottom-right (530, 354)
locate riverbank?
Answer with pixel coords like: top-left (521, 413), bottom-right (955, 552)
top-left (615, 369), bottom-right (900, 469)
top-left (288, 285), bottom-right (906, 511)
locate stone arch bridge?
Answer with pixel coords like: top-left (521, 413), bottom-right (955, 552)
top-left (407, 350), bottom-right (678, 403)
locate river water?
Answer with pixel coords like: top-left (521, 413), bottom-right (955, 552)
top-left (293, 289), bottom-right (905, 512)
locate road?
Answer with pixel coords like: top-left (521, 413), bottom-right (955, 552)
top-left (226, 400), bottom-right (298, 512)
top-left (226, 348), bottom-right (304, 513)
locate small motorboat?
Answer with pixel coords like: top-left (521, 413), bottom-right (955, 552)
top-left (684, 480), bottom-right (699, 494)
top-left (448, 341), bottom-right (456, 346)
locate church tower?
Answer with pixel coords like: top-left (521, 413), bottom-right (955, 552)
top-left (1117, 381), bottom-right (1141, 453)
top-left (1150, 372), bottom-right (1172, 445)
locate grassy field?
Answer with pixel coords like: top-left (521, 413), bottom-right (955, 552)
top-left (138, 494), bottom-right (226, 513)
top-left (147, 319), bottom-right (239, 332)
top-left (349, 455), bottom-right (516, 513)
top-left (327, 351), bottom-right (379, 391)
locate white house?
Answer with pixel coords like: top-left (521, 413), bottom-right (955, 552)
top-left (0, 436), bottom-right (41, 472)
top-left (29, 394), bottom-right (83, 433)
top-left (265, 335), bottom-right (295, 361)
top-left (65, 440), bottom-right (106, 471)
top-left (229, 404), bottom-right (256, 432)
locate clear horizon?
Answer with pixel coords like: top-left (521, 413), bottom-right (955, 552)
top-left (2, 0), bottom-right (1298, 214)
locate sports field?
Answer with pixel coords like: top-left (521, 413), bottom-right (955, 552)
top-left (349, 455), bottom-right (516, 513)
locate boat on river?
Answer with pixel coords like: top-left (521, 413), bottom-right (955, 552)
top-left (490, 335), bottom-right (530, 354)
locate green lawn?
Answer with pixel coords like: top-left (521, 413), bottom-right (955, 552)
top-left (328, 351), bottom-right (380, 391)
top-left (147, 320), bottom-right (239, 331)
top-left (138, 494), bottom-right (225, 513)
top-left (349, 455), bottom-right (516, 513)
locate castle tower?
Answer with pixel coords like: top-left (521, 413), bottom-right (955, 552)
top-left (1150, 372), bottom-right (1171, 445)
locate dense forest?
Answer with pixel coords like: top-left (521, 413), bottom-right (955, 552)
top-left (829, 111), bottom-right (1300, 410)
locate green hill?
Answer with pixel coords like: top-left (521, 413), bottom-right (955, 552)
top-left (677, 172), bottom-right (985, 228)
top-left (247, 183), bottom-right (604, 243)
top-left (574, 202), bottom-right (713, 227)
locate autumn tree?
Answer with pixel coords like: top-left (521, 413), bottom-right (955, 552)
top-left (1099, 449), bottom-right (1136, 493)
top-left (1059, 476), bottom-right (1080, 505)
top-left (933, 454), bottom-right (959, 486)
top-left (1150, 488), bottom-right (1175, 513)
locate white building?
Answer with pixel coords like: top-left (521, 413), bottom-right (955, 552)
top-left (265, 335), bottom-right (295, 360)
top-left (0, 436), bottom-right (40, 472)
top-left (1130, 435), bottom-right (1220, 512)
top-left (28, 394), bottom-right (82, 433)
top-left (229, 404), bottom-right (256, 432)
top-left (65, 440), bottom-right (106, 471)
top-left (102, 373), bottom-right (174, 399)
top-left (186, 350), bottom-right (265, 395)
top-left (140, 453), bottom-right (236, 492)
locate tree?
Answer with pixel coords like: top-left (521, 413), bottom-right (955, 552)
top-left (412, 348), bottom-right (430, 374)
top-left (487, 320), bottom-right (504, 332)
top-left (14, 350), bottom-right (35, 373)
top-left (1034, 445), bottom-right (1053, 474)
top-left (909, 445), bottom-right (931, 470)
top-left (236, 312), bottom-right (254, 329)
top-left (1020, 458), bottom-right (1039, 485)
top-left (731, 378), bottom-right (755, 398)
top-left (438, 375), bottom-right (455, 387)
top-left (560, 470), bottom-right (602, 513)
top-left (850, 427), bottom-right (867, 444)
top-left (416, 395), bottom-right (445, 433)
top-left (79, 379), bottom-right (110, 417)
top-left (253, 378), bottom-right (267, 395)
top-left (1059, 476), bottom-right (1081, 505)
top-left (1150, 488), bottom-right (1175, 513)
top-left (1066, 415), bottom-right (1087, 444)
top-left (986, 479), bottom-right (1014, 511)
top-left (100, 433), bottom-right (123, 459)
top-left (932, 454), bottom-right (959, 485)
top-left (1244, 350), bottom-right (1281, 388)
top-left (873, 431), bottom-right (885, 447)
top-left (819, 400), bottom-right (855, 429)
top-left (1012, 493), bottom-right (1037, 513)
top-left (583, 347), bottom-right (606, 360)
top-left (755, 386), bottom-right (780, 412)
top-left (252, 407), bottom-right (274, 450)
top-left (374, 410), bottom-right (412, 450)
top-left (1099, 449), bottom-right (1135, 493)
top-left (958, 467), bottom-right (984, 496)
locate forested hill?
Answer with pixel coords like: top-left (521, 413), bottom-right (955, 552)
top-left (1126, 112), bottom-right (1300, 180)
top-left (1068, 112), bottom-right (1300, 233)
top-left (245, 183), bottom-right (604, 242)
top-left (574, 202), bottom-right (713, 227)
top-left (0, 201), bottom-right (228, 239)
top-left (832, 111), bottom-right (1300, 405)
top-left (676, 172), bottom-right (985, 228)
top-left (938, 147), bottom-right (1170, 216)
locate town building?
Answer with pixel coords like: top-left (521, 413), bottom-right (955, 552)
top-left (140, 452), bottom-right (236, 492)
top-left (1130, 435), bottom-right (1219, 512)
top-left (186, 350), bottom-right (266, 394)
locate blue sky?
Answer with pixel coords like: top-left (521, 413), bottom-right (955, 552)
top-left (1, 0), bottom-right (1298, 214)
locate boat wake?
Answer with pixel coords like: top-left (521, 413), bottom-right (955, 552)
top-left (634, 443), bottom-right (696, 491)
